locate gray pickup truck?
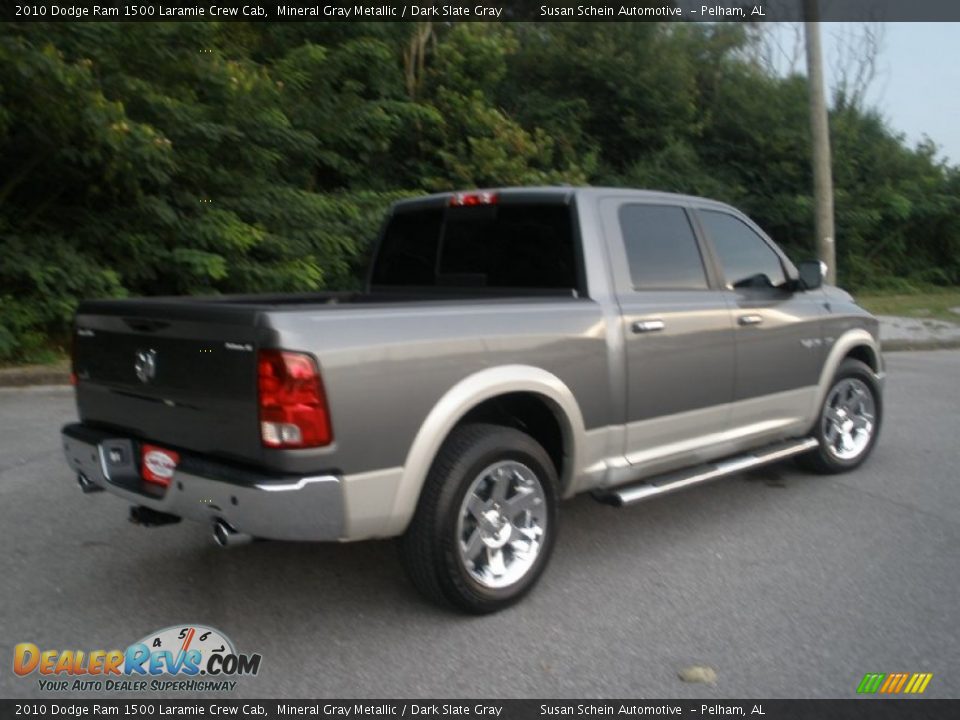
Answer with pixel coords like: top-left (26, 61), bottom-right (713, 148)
top-left (62, 187), bottom-right (884, 612)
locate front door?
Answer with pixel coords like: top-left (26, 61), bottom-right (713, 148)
top-left (695, 208), bottom-right (826, 439)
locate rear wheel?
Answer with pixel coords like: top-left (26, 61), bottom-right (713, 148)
top-left (800, 358), bottom-right (882, 474)
top-left (400, 423), bottom-right (559, 614)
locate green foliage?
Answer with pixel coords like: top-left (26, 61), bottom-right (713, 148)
top-left (1, 21), bottom-right (957, 362)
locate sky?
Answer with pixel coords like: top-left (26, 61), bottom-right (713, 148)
top-left (779, 22), bottom-right (960, 165)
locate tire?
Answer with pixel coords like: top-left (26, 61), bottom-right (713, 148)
top-left (400, 423), bottom-right (559, 614)
top-left (799, 358), bottom-right (882, 474)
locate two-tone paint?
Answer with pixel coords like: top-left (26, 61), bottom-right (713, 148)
top-left (63, 188), bottom-right (884, 542)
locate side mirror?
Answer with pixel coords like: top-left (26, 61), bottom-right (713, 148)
top-left (797, 260), bottom-right (827, 290)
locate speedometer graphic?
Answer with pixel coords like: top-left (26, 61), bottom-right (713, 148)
top-left (130, 624), bottom-right (236, 675)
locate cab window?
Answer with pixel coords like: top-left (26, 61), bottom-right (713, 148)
top-left (619, 204), bottom-right (709, 290)
top-left (700, 211), bottom-right (787, 289)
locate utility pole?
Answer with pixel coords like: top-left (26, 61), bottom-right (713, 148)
top-left (804, 0), bottom-right (836, 284)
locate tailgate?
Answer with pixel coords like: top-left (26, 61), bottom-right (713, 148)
top-left (73, 298), bottom-right (264, 464)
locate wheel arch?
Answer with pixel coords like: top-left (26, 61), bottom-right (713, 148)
top-left (843, 343), bottom-right (880, 374)
top-left (384, 365), bottom-right (585, 536)
top-left (814, 329), bottom-right (883, 414)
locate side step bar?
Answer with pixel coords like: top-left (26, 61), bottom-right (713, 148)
top-left (599, 437), bottom-right (819, 507)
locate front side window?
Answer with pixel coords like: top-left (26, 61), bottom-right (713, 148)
top-left (700, 211), bottom-right (787, 289)
top-left (618, 204), bottom-right (708, 290)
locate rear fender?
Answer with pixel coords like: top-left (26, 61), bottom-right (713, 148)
top-left (383, 365), bottom-right (585, 536)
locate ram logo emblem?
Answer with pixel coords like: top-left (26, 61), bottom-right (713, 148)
top-left (134, 349), bottom-right (158, 384)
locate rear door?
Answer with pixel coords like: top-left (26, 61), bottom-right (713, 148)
top-left (599, 198), bottom-right (736, 471)
top-left (694, 208), bottom-right (826, 436)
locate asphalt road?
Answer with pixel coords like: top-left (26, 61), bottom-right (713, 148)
top-left (1, 351), bottom-right (958, 700)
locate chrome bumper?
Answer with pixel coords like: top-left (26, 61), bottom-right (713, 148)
top-left (62, 424), bottom-right (345, 541)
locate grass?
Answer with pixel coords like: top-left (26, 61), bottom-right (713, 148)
top-left (0, 357), bottom-right (70, 386)
top-left (857, 288), bottom-right (960, 323)
top-left (0, 351), bottom-right (67, 370)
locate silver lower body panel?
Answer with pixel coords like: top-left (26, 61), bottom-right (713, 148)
top-left (62, 425), bottom-right (345, 541)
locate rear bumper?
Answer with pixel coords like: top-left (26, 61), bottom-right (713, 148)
top-left (61, 423), bottom-right (345, 541)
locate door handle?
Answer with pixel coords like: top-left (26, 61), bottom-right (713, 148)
top-left (738, 314), bottom-right (764, 326)
top-left (632, 319), bottom-right (665, 334)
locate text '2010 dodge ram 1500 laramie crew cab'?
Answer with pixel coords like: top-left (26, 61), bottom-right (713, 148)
top-left (63, 187), bottom-right (884, 613)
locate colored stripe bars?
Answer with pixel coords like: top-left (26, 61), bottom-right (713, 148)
top-left (857, 672), bottom-right (933, 694)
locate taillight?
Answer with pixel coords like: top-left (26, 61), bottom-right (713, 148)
top-left (70, 327), bottom-right (78, 386)
top-left (257, 350), bottom-right (333, 449)
top-left (449, 191), bottom-right (498, 207)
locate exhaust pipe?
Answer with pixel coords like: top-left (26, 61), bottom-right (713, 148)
top-left (212, 519), bottom-right (252, 548)
top-left (78, 473), bottom-right (103, 494)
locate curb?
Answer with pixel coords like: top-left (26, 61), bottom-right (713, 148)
top-left (0, 366), bottom-right (71, 388)
top-left (2, 340), bottom-right (959, 388)
top-left (880, 339), bottom-right (960, 352)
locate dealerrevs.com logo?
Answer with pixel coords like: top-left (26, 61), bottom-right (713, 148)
top-left (14, 624), bottom-right (262, 693)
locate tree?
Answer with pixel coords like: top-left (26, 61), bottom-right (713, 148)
top-left (1, 21), bottom-right (957, 363)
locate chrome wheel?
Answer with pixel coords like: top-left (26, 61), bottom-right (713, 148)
top-left (456, 460), bottom-right (547, 589)
top-left (822, 378), bottom-right (876, 461)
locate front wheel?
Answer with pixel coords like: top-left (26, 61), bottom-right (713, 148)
top-left (800, 358), bottom-right (882, 474)
top-left (400, 423), bottom-right (559, 614)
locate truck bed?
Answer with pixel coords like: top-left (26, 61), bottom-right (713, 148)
top-left (72, 289), bottom-right (593, 472)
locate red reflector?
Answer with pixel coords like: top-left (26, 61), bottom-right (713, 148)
top-left (70, 328), bottom-right (78, 386)
top-left (257, 350), bottom-right (333, 449)
top-left (450, 191), bottom-right (499, 207)
top-left (141, 444), bottom-right (180, 487)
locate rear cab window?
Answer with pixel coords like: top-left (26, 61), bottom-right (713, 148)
top-left (371, 195), bottom-right (583, 295)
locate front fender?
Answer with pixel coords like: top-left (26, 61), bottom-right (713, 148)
top-left (813, 329), bottom-right (884, 418)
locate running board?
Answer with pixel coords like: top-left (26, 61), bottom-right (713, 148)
top-left (598, 437), bottom-right (819, 507)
